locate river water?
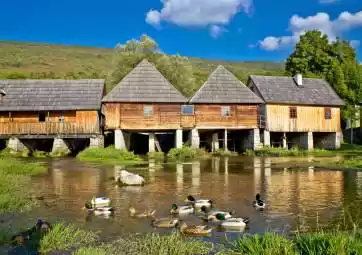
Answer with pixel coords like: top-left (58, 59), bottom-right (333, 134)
top-left (5, 156), bottom-right (362, 244)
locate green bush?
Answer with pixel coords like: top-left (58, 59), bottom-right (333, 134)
top-left (147, 151), bottom-right (165, 161)
top-left (77, 146), bottom-right (145, 165)
top-left (245, 146), bottom-right (334, 157)
top-left (167, 146), bottom-right (209, 160)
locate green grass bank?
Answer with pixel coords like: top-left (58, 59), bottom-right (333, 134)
top-left (0, 157), bottom-right (47, 213)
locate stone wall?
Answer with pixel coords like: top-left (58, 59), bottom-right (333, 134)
top-left (7, 137), bottom-right (28, 152)
top-left (314, 132), bottom-right (342, 149)
top-left (52, 138), bottom-right (71, 156)
top-left (89, 135), bottom-right (105, 148)
top-left (242, 129), bottom-right (261, 150)
top-left (289, 132), bottom-right (313, 150)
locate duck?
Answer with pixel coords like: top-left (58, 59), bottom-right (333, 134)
top-left (129, 207), bottom-right (156, 218)
top-left (93, 206), bottom-right (115, 216)
top-left (253, 194), bottom-right (266, 209)
top-left (11, 219), bottom-right (52, 245)
top-left (170, 204), bottom-right (194, 215)
top-left (152, 218), bottom-right (179, 228)
top-left (215, 213), bottom-right (249, 231)
top-left (185, 195), bottom-right (213, 209)
top-left (90, 196), bottom-right (111, 207)
top-left (35, 218), bottom-right (52, 234)
top-left (177, 221), bottom-right (213, 236)
top-left (200, 206), bottom-right (234, 221)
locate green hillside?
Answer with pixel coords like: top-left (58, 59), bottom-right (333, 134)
top-left (0, 41), bottom-right (285, 93)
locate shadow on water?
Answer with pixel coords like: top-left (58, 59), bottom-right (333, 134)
top-left (2, 155), bottom-right (362, 247)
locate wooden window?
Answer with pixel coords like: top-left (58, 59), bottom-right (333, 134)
top-left (221, 106), bottom-right (231, 117)
top-left (182, 105), bottom-right (194, 115)
top-left (38, 112), bottom-right (46, 122)
top-left (143, 105), bottom-right (153, 117)
top-left (289, 107), bottom-right (297, 119)
top-left (325, 107), bottom-right (332, 120)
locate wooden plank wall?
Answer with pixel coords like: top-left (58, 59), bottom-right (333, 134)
top-left (266, 104), bottom-right (341, 132)
top-left (194, 104), bottom-right (259, 129)
top-left (0, 110), bottom-right (99, 135)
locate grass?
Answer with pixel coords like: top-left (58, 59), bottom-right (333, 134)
top-left (329, 157), bottom-right (362, 169)
top-left (244, 146), bottom-right (335, 157)
top-left (147, 151), bottom-right (165, 161)
top-left (0, 157), bottom-right (47, 213)
top-left (213, 149), bottom-right (239, 156)
top-left (0, 41), bottom-right (284, 96)
top-left (167, 146), bottom-right (210, 160)
top-left (76, 146), bottom-right (146, 165)
top-left (73, 233), bottom-right (212, 255)
top-left (38, 223), bottom-right (98, 253)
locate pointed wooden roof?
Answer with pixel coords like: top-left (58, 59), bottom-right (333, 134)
top-left (189, 65), bottom-right (263, 104)
top-left (102, 59), bottom-right (187, 103)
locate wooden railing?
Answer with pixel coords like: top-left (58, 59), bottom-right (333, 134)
top-left (0, 122), bottom-right (100, 135)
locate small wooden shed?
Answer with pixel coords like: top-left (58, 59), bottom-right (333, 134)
top-left (102, 59), bottom-right (188, 131)
top-left (189, 65), bottom-right (264, 129)
top-left (0, 79), bottom-right (105, 137)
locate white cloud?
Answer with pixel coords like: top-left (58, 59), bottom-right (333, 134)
top-left (145, 0), bottom-right (252, 38)
top-left (210, 25), bottom-right (228, 38)
top-left (319, 0), bottom-right (339, 4)
top-left (258, 11), bottom-right (362, 51)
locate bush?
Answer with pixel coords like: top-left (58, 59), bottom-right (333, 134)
top-left (147, 151), bottom-right (165, 161)
top-left (77, 146), bottom-right (144, 165)
top-left (213, 149), bottom-right (238, 156)
top-left (244, 146), bottom-right (333, 157)
top-left (167, 146), bottom-right (209, 160)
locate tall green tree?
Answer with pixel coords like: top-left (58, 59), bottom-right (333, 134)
top-left (106, 35), bottom-right (196, 97)
top-left (285, 30), bottom-right (362, 121)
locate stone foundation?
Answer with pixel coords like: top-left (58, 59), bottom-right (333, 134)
top-left (212, 133), bottom-right (219, 152)
top-left (7, 137), bottom-right (28, 152)
top-left (52, 138), bottom-right (71, 156)
top-left (149, 133), bottom-right (155, 152)
top-left (89, 135), bottom-right (105, 148)
top-left (263, 130), bottom-right (271, 146)
top-left (290, 132), bottom-right (313, 150)
top-left (115, 129), bottom-right (130, 150)
top-left (190, 128), bottom-right (200, 148)
top-left (175, 129), bottom-right (183, 149)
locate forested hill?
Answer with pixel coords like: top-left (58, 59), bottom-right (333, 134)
top-left (0, 41), bottom-right (285, 90)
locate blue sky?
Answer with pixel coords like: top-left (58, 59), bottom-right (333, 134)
top-left (1, 0), bottom-right (361, 61)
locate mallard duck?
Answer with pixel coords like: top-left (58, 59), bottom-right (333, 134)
top-left (11, 219), bottom-right (51, 245)
top-left (93, 206), bottom-right (114, 216)
top-left (152, 218), bottom-right (179, 228)
top-left (177, 221), bottom-right (213, 236)
top-left (215, 213), bottom-right (249, 231)
top-left (170, 204), bottom-right (194, 215)
top-left (35, 218), bottom-right (52, 234)
top-left (185, 195), bottom-right (213, 209)
top-left (200, 206), bottom-right (233, 221)
top-left (253, 194), bottom-right (266, 209)
top-left (129, 207), bottom-right (156, 218)
top-left (85, 196), bottom-right (111, 208)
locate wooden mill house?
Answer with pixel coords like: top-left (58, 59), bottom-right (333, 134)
top-left (248, 74), bottom-right (344, 149)
top-left (188, 65), bottom-right (264, 151)
top-left (0, 79), bottom-right (105, 154)
top-left (102, 59), bottom-right (189, 153)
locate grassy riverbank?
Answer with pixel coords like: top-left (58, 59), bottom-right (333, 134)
top-left (245, 144), bottom-right (362, 157)
top-left (13, 226), bottom-right (357, 255)
top-left (76, 146), bottom-right (146, 165)
top-left (0, 157), bottom-right (47, 213)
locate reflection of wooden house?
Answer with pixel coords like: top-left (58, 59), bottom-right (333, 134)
top-left (188, 65), bottom-right (264, 150)
top-left (0, 79), bottom-right (105, 137)
top-left (248, 74), bottom-right (344, 149)
top-left (102, 59), bottom-right (188, 131)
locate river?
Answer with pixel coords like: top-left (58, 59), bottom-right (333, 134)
top-left (5, 155), bottom-right (362, 244)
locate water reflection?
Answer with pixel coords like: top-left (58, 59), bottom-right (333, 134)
top-left (28, 156), bottom-right (362, 241)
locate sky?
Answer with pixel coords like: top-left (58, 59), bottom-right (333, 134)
top-left (0, 0), bottom-right (361, 62)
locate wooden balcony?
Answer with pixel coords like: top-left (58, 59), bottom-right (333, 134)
top-left (0, 122), bottom-right (100, 138)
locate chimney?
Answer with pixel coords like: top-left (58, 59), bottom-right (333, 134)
top-left (294, 73), bottom-right (303, 86)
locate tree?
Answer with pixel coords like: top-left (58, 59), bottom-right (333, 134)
top-left (106, 35), bottom-right (196, 96)
top-left (285, 30), bottom-right (362, 121)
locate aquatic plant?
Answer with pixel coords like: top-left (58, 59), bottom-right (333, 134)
top-left (332, 157), bottom-right (362, 169)
top-left (213, 148), bottom-right (238, 156)
top-left (38, 223), bottom-right (98, 253)
top-left (167, 146), bottom-right (210, 160)
top-left (77, 146), bottom-right (145, 165)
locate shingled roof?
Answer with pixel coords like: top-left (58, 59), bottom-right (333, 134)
top-left (249, 75), bottom-right (344, 106)
top-left (189, 65), bottom-right (263, 104)
top-left (102, 59), bottom-right (187, 103)
top-left (0, 79), bottom-right (105, 111)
